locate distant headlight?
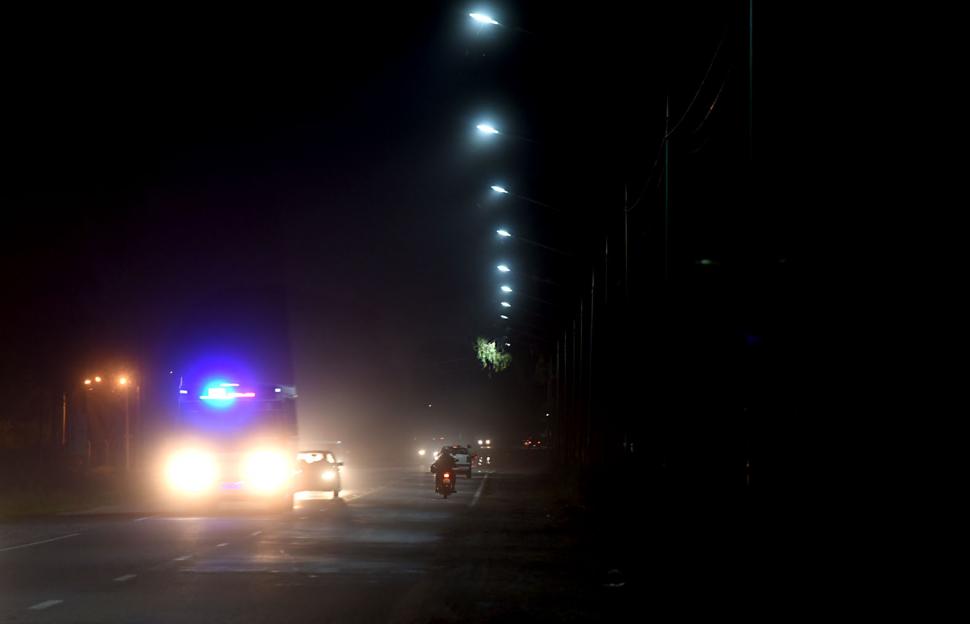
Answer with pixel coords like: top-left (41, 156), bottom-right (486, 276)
top-left (242, 450), bottom-right (291, 492)
top-left (166, 450), bottom-right (218, 493)
top-left (322, 469), bottom-right (337, 481)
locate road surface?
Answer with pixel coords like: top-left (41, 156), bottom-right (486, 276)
top-left (1, 462), bottom-right (608, 623)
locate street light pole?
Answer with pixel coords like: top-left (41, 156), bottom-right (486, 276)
top-left (124, 385), bottom-right (130, 473)
top-left (62, 392), bottom-right (68, 447)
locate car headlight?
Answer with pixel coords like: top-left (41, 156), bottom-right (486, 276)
top-left (321, 469), bottom-right (337, 481)
top-left (242, 450), bottom-right (291, 492)
top-left (166, 450), bottom-right (219, 494)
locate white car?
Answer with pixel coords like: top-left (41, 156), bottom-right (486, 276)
top-left (433, 445), bottom-right (473, 478)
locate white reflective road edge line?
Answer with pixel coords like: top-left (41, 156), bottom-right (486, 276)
top-left (469, 474), bottom-right (489, 508)
top-left (114, 574), bottom-right (137, 582)
top-left (0, 533), bottom-right (81, 553)
top-left (28, 600), bottom-right (63, 610)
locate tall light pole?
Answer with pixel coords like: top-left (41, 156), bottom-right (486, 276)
top-left (118, 375), bottom-right (131, 473)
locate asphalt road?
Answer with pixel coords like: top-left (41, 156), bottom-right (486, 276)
top-left (1, 460), bottom-right (603, 623)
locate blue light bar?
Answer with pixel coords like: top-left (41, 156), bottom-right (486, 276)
top-left (199, 386), bottom-right (256, 400)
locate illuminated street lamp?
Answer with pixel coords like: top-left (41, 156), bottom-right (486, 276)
top-left (497, 264), bottom-right (510, 273)
top-left (499, 314), bottom-right (509, 320)
top-left (494, 228), bottom-right (571, 257)
top-left (476, 123), bottom-right (499, 135)
top-left (500, 301), bottom-right (511, 308)
top-left (116, 374), bottom-right (138, 473)
top-left (489, 184), bottom-right (555, 209)
top-left (500, 285), bottom-right (513, 293)
top-left (469, 12), bottom-right (499, 26)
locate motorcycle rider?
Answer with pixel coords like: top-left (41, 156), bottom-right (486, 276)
top-left (431, 447), bottom-right (458, 493)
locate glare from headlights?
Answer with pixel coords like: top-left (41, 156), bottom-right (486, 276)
top-left (242, 450), bottom-right (291, 492)
top-left (322, 470), bottom-right (337, 481)
top-left (166, 450), bottom-right (218, 493)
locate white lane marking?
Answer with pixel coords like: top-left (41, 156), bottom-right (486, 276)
top-left (216, 542), bottom-right (229, 548)
top-left (133, 516), bottom-right (151, 522)
top-left (469, 474), bottom-right (489, 508)
top-left (28, 600), bottom-right (63, 610)
top-left (250, 530), bottom-right (263, 536)
top-left (341, 486), bottom-right (386, 502)
top-left (114, 574), bottom-right (136, 582)
top-left (0, 533), bottom-right (81, 553)
top-left (173, 554), bottom-right (193, 561)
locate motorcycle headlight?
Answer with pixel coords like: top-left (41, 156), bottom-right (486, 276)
top-left (166, 450), bottom-right (219, 494)
top-left (242, 450), bottom-right (291, 492)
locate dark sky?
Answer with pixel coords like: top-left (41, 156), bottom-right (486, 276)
top-left (2, 3), bottom-right (757, 449)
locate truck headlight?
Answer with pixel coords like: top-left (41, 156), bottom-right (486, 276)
top-left (242, 450), bottom-right (291, 492)
top-left (166, 450), bottom-right (218, 493)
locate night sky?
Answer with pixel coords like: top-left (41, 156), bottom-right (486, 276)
top-left (2, 3), bottom-right (771, 454)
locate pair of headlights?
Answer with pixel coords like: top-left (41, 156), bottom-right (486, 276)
top-left (165, 450), bottom-right (292, 494)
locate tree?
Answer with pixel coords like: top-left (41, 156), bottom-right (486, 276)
top-left (474, 338), bottom-right (511, 375)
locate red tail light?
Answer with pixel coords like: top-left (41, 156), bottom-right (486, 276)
top-left (443, 473), bottom-right (450, 478)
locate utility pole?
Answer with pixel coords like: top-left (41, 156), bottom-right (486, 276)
top-left (664, 95), bottom-right (670, 281)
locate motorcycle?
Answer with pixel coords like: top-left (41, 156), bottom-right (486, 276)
top-left (435, 471), bottom-right (455, 498)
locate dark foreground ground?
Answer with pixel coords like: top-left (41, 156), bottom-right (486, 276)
top-left (2, 449), bottom-right (802, 622)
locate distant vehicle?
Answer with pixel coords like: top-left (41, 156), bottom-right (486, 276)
top-left (476, 439), bottom-right (492, 467)
top-left (437, 445), bottom-right (472, 478)
top-left (296, 450), bottom-right (343, 497)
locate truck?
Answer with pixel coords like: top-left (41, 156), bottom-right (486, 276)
top-left (156, 379), bottom-right (299, 512)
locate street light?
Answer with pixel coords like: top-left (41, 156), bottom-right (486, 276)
top-left (500, 285), bottom-right (513, 293)
top-left (497, 264), bottom-right (510, 273)
top-left (489, 184), bottom-right (555, 209)
top-left (117, 374), bottom-right (137, 474)
top-left (476, 123), bottom-right (500, 135)
top-left (495, 228), bottom-right (572, 257)
top-left (500, 301), bottom-right (511, 308)
top-left (500, 314), bottom-right (509, 320)
top-left (469, 12), bottom-right (499, 26)
top-left (94, 376), bottom-right (102, 383)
